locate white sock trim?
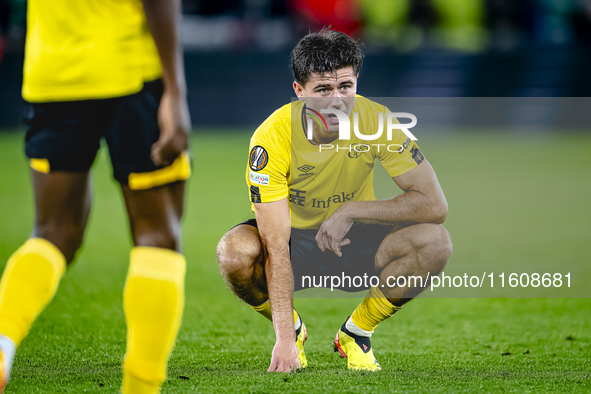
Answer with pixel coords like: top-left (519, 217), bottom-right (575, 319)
top-left (0, 335), bottom-right (16, 379)
top-left (346, 317), bottom-right (373, 337)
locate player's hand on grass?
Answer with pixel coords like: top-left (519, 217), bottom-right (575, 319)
top-left (268, 340), bottom-right (300, 372)
top-left (316, 208), bottom-right (353, 257)
top-left (151, 88), bottom-right (189, 167)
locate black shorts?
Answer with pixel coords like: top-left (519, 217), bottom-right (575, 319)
top-left (24, 79), bottom-right (190, 188)
top-left (235, 219), bottom-right (394, 292)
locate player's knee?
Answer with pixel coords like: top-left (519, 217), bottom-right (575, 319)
top-left (420, 224), bottom-right (452, 273)
top-left (216, 230), bottom-right (262, 277)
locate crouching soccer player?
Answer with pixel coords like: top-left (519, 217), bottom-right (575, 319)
top-left (0, 0), bottom-right (190, 392)
top-left (217, 29), bottom-right (453, 372)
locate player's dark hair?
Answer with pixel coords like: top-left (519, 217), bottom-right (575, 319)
top-left (290, 27), bottom-right (363, 86)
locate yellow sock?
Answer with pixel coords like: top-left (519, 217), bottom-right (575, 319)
top-left (121, 247), bottom-right (186, 394)
top-left (0, 238), bottom-right (66, 345)
top-left (249, 301), bottom-right (299, 325)
top-left (351, 286), bottom-right (402, 333)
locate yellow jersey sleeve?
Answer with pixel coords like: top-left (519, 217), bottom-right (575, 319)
top-left (246, 138), bottom-right (289, 204)
top-left (376, 112), bottom-right (425, 178)
top-left (246, 104), bottom-right (292, 207)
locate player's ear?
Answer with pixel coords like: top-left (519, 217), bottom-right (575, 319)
top-left (293, 81), bottom-right (305, 100)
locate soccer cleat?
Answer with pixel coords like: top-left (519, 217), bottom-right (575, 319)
top-left (334, 317), bottom-right (381, 371)
top-left (295, 316), bottom-right (308, 368)
top-left (0, 336), bottom-right (15, 394)
top-left (0, 350), bottom-right (6, 393)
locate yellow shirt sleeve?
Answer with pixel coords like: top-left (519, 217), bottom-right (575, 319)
top-left (376, 113), bottom-right (425, 178)
top-left (246, 137), bottom-right (289, 204)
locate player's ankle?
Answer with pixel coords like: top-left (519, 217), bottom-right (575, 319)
top-left (121, 372), bottom-right (161, 394)
top-left (346, 317), bottom-right (374, 338)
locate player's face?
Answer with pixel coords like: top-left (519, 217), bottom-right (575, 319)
top-left (293, 67), bottom-right (357, 142)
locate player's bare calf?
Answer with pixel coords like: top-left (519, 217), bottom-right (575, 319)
top-left (376, 223), bottom-right (453, 304)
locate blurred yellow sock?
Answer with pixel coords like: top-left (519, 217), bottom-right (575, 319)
top-left (0, 238), bottom-right (66, 345)
top-left (121, 247), bottom-right (185, 394)
top-left (351, 286), bottom-right (402, 333)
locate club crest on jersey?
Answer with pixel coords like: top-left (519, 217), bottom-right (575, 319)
top-left (249, 146), bottom-right (268, 171)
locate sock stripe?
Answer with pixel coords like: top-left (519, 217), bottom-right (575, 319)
top-left (346, 317), bottom-right (373, 337)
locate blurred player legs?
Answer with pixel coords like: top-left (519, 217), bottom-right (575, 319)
top-left (0, 0), bottom-right (190, 392)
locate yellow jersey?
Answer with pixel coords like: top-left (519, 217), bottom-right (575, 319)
top-left (246, 96), bottom-right (424, 230)
top-left (22, 0), bottom-right (160, 102)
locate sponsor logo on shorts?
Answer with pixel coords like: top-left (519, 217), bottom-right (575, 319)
top-left (249, 171), bottom-right (269, 186)
top-left (249, 146), bottom-right (268, 171)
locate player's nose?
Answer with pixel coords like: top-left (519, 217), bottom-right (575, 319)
top-left (329, 94), bottom-right (344, 109)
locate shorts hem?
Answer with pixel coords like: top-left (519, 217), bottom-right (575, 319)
top-left (126, 152), bottom-right (191, 190)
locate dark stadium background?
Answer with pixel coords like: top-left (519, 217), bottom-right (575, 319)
top-left (0, 1), bottom-right (589, 392)
top-left (1, 0), bottom-right (591, 127)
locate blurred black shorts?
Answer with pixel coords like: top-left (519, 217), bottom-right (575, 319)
top-left (234, 219), bottom-right (394, 292)
top-left (23, 79), bottom-right (190, 189)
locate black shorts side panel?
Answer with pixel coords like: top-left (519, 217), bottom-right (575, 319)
top-left (291, 222), bottom-right (393, 292)
top-left (24, 79), bottom-right (164, 184)
top-left (105, 79), bottom-right (164, 184)
top-left (232, 219), bottom-right (393, 292)
top-left (231, 218), bottom-right (258, 231)
top-left (24, 100), bottom-right (106, 172)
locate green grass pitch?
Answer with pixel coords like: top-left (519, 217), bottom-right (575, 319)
top-left (0, 130), bottom-right (589, 392)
